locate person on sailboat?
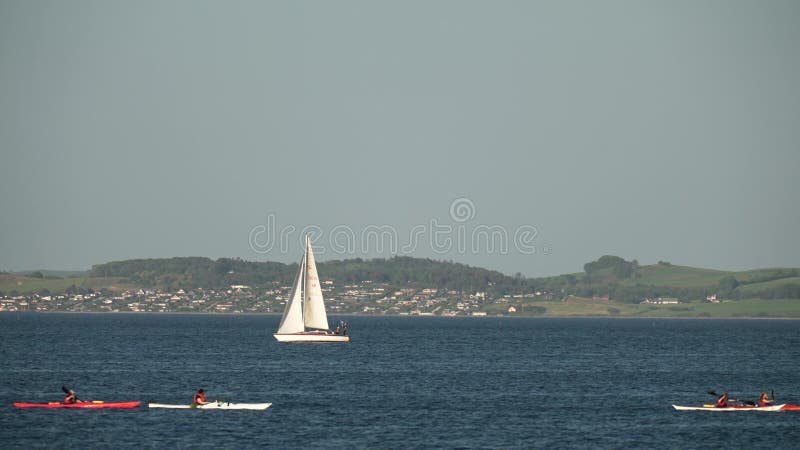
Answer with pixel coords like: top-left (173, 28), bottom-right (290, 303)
top-left (193, 389), bottom-right (211, 406)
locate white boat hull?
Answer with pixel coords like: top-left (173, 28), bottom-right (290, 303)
top-left (149, 402), bottom-right (272, 410)
top-left (273, 332), bottom-right (350, 343)
top-left (672, 404), bottom-right (785, 412)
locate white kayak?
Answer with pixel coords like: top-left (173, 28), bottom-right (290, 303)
top-left (149, 402), bottom-right (272, 410)
top-left (672, 404), bottom-right (785, 412)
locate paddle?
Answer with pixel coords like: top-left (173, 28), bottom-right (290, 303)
top-left (706, 390), bottom-right (750, 405)
top-left (707, 390), bottom-right (733, 400)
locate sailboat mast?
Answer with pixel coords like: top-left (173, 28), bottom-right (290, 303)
top-left (300, 241), bottom-right (307, 326)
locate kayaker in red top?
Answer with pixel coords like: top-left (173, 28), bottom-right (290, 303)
top-left (715, 391), bottom-right (729, 407)
top-left (62, 387), bottom-right (83, 404)
top-left (193, 389), bottom-right (211, 405)
top-left (64, 391), bottom-right (77, 404)
top-left (758, 392), bottom-right (774, 407)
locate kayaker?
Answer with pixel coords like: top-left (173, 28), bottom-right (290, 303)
top-left (61, 386), bottom-right (85, 404)
top-left (758, 392), bottom-right (774, 407)
top-left (64, 391), bottom-right (77, 404)
top-left (193, 389), bottom-right (211, 405)
top-left (61, 386), bottom-right (83, 405)
top-left (715, 391), bottom-right (729, 407)
top-left (63, 389), bottom-right (81, 404)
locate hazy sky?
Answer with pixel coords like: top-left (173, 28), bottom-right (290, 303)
top-left (1, 0), bottom-right (798, 276)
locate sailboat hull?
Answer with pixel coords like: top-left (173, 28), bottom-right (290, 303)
top-left (273, 333), bottom-right (350, 343)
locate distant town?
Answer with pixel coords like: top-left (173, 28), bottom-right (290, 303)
top-left (0, 280), bottom-right (561, 316)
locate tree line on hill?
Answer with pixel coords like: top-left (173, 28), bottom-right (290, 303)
top-left (91, 257), bottom-right (296, 289)
top-left (89, 256), bottom-right (530, 294)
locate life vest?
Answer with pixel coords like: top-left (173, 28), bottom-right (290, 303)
top-left (715, 397), bottom-right (727, 407)
top-left (64, 395), bottom-right (75, 404)
top-left (193, 392), bottom-right (206, 404)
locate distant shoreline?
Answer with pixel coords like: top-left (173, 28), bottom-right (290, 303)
top-left (2, 311), bottom-right (799, 320)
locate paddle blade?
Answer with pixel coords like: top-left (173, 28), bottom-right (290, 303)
top-left (707, 390), bottom-right (718, 397)
top-left (61, 386), bottom-right (71, 394)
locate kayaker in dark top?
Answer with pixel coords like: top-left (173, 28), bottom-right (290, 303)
top-left (193, 389), bottom-right (210, 405)
top-left (715, 391), bottom-right (729, 407)
top-left (758, 392), bottom-right (774, 407)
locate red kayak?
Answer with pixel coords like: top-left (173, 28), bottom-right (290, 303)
top-left (14, 401), bottom-right (140, 409)
top-left (780, 404), bottom-right (800, 411)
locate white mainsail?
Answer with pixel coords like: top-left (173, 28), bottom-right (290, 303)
top-left (303, 235), bottom-right (329, 330)
top-left (276, 253), bottom-right (305, 334)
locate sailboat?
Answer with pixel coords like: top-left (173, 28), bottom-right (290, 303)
top-left (273, 235), bottom-right (350, 342)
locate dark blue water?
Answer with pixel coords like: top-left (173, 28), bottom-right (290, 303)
top-left (1, 314), bottom-right (799, 449)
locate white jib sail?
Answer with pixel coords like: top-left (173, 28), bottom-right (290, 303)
top-left (303, 236), bottom-right (329, 330)
top-left (276, 253), bottom-right (305, 334)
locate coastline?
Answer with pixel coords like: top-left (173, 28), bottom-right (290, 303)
top-left (3, 311), bottom-right (800, 320)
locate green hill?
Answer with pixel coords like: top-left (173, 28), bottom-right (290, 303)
top-left (530, 256), bottom-right (800, 303)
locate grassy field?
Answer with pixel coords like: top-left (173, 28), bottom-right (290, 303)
top-left (737, 277), bottom-right (800, 297)
top-left (621, 264), bottom-right (727, 288)
top-left (504, 297), bottom-right (800, 318)
top-left (0, 275), bottom-right (135, 294)
top-left (630, 299), bottom-right (800, 318)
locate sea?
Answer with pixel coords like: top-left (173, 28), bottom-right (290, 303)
top-left (1, 314), bottom-right (799, 449)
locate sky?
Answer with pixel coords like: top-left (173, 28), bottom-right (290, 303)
top-left (1, 0), bottom-right (798, 276)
